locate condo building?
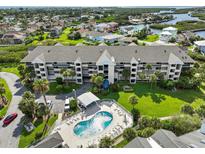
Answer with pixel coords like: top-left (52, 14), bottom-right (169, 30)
top-left (21, 46), bottom-right (194, 84)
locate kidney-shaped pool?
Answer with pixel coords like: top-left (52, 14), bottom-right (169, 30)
top-left (73, 111), bottom-right (113, 138)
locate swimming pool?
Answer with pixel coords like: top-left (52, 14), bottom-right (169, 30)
top-left (73, 111), bottom-right (113, 138)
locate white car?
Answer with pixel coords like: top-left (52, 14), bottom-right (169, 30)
top-left (64, 97), bottom-right (74, 111)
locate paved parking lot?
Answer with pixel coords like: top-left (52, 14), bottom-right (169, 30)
top-left (37, 83), bottom-right (92, 114)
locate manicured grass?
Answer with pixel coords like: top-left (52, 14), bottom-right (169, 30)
top-left (30, 27), bottom-right (84, 46)
top-left (0, 78), bottom-right (12, 117)
top-left (142, 34), bottom-right (159, 42)
top-left (97, 82), bottom-right (205, 117)
top-left (1, 67), bottom-right (20, 77)
top-left (18, 114), bottom-right (58, 148)
top-left (47, 82), bottom-right (80, 95)
top-left (55, 27), bottom-right (84, 45)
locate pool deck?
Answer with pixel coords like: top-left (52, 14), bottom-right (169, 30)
top-left (52, 102), bottom-right (133, 148)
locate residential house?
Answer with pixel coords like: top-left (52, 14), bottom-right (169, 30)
top-left (194, 40), bottom-right (205, 54)
top-left (160, 27), bottom-right (178, 43)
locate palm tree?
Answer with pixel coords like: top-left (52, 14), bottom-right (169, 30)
top-left (33, 79), bottom-right (49, 105)
top-left (22, 91), bottom-right (35, 100)
top-left (145, 64), bottom-right (152, 80)
top-left (0, 83), bottom-right (6, 105)
top-left (95, 75), bottom-right (104, 88)
top-left (122, 68), bottom-right (130, 81)
top-left (138, 72), bottom-right (146, 81)
top-left (99, 136), bottom-right (113, 148)
top-left (129, 95), bottom-right (138, 110)
top-left (18, 97), bottom-right (37, 119)
top-left (60, 69), bottom-right (75, 86)
top-left (90, 74), bottom-right (97, 84)
top-left (149, 74), bottom-right (157, 89)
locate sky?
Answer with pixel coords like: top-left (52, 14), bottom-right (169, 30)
top-left (0, 0), bottom-right (205, 7)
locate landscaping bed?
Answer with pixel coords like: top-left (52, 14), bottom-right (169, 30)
top-left (47, 82), bottom-right (80, 95)
top-left (18, 114), bottom-right (58, 148)
top-left (0, 78), bottom-right (12, 118)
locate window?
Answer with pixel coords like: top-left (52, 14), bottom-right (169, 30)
top-left (132, 68), bottom-right (136, 72)
top-left (76, 68), bottom-right (81, 72)
top-left (131, 74), bottom-right (135, 77)
top-left (98, 65), bottom-right (103, 71)
top-left (40, 68), bottom-right (45, 71)
top-left (170, 69), bottom-right (175, 72)
top-left (171, 64), bottom-right (176, 67)
top-left (176, 64), bottom-right (181, 70)
top-left (132, 63), bottom-right (137, 66)
top-left (130, 79), bottom-right (135, 83)
top-left (77, 79), bottom-right (82, 83)
top-left (76, 63), bottom-right (81, 66)
top-left (175, 72), bottom-right (179, 75)
top-left (77, 73), bottom-right (81, 77)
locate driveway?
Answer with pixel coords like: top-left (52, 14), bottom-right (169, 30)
top-left (0, 72), bottom-right (25, 148)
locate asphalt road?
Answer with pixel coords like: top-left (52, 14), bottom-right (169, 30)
top-left (0, 72), bottom-right (25, 148)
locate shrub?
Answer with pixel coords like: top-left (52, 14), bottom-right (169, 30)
top-left (180, 104), bottom-right (195, 115)
top-left (137, 127), bottom-right (156, 138)
top-left (99, 136), bottom-right (113, 148)
top-left (56, 77), bottom-right (63, 85)
top-left (69, 99), bottom-right (77, 111)
top-left (35, 132), bottom-right (43, 140)
top-left (161, 114), bottom-right (201, 136)
top-left (195, 105), bottom-right (205, 118)
top-left (123, 128), bottom-right (136, 141)
top-left (56, 85), bottom-right (63, 92)
top-left (131, 108), bottom-right (140, 124)
top-left (110, 83), bottom-right (120, 92)
top-left (138, 116), bottom-right (161, 130)
top-left (158, 79), bottom-right (175, 90)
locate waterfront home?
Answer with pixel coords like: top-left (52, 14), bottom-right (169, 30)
top-left (95, 22), bottom-right (118, 32)
top-left (194, 40), bottom-right (205, 54)
top-left (102, 34), bottom-right (124, 43)
top-left (83, 31), bottom-right (108, 42)
top-left (160, 27), bottom-right (178, 43)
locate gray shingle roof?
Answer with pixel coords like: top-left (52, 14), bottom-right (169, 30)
top-left (124, 137), bottom-right (152, 148)
top-left (179, 130), bottom-right (205, 148)
top-left (33, 132), bottom-right (63, 148)
top-left (151, 129), bottom-right (188, 148)
top-left (21, 46), bottom-right (194, 64)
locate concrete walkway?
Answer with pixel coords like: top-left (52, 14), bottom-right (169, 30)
top-left (0, 72), bottom-right (25, 148)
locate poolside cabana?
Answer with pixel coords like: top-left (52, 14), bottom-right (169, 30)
top-left (77, 92), bottom-right (100, 108)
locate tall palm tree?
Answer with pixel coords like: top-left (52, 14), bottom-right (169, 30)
top-left (149, 74), bottom-right (157, 89)
top-left (90, 74), bottom-right (97, 84)
top-left (122, 68), bottom-right (130, 81)
top-left (60, 69), bottom-right (75, 86)
top-left (33, 79), bottom-right (49, 104)
top-left (129, 95), bottom-right (138, 110)
top-left (145, 64), bottom-right (152, 81)
top-left (138, 72), bottom-right (146, 81)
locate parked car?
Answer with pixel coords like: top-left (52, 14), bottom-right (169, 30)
top-left (3, 113), bottom-right (18, 125)
top-left (64, 97), bottom-right (74, 112)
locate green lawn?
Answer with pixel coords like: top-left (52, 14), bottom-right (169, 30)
top-left (47, 82), bottom-right (81, 95)
top-left (142, 34), bottom-right (159, 42)
top-left (0, 78), bottom-right (12, 117)
top-left (30, 27), bottom-right (84, 46)
top-left (0, 63), bottom-right (20, 77)
top-left (18, 114), bottom-right (58, 148)
top-left (97, 82), bottom-right (205, 117)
